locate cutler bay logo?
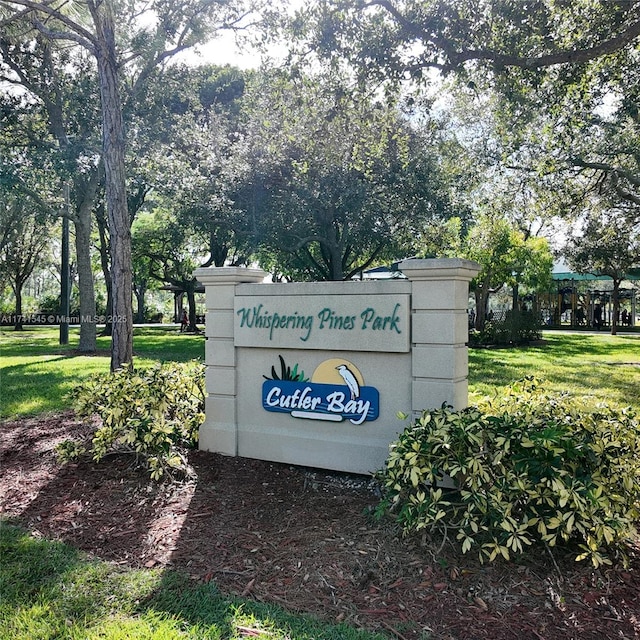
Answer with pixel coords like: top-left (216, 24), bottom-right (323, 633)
top-left (262, 357), bottom-right (379, 425)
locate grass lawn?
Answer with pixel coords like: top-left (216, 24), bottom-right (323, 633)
top-left (0, 522), bottom-right (384, 640)
top-left (469, 331), bottom-right (640, 410)
top-left (2, 326), bottom-right (638, 419)
top-left (0, 326), bottom-right (205, 419)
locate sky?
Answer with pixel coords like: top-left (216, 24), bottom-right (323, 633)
top-left (176, 30), bottom-right (266, 70)
top-left (174, 1), bottom-right (301, 71)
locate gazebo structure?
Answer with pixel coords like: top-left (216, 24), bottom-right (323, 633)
top-left (537, 269), bottom-right (639, 329)
top-left (159, 282), bottom-right (205, 323)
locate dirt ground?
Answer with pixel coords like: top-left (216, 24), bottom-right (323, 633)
top-left (1, 412), bottom-right (639, 640)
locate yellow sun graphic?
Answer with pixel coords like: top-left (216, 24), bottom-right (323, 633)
top-left (310, 358), bottom-right (364, 386)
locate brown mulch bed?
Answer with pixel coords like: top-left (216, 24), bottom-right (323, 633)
top-left (1, 412), bottom-right (639, 640)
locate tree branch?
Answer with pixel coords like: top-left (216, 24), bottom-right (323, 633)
top-left (571, 158), bottom-right (640, 187)
top-left (284, 233), bottom-right (327, 252)
top-left (1, 0), bottom-right (97, 51)
top-left (344, 242), bottom-right (387, 280)
top-left (127, 6), bottom-right (255, 96)
top-left (571, 158), bottom-right (640, 205)
top-left (10, 181), bottom-right (59, 217)
top-left (30, 17), bottom-right (96, 52)
top-left (0, 3), bottom-right (30, 27)
top-left (300, 244), bottom-right (327, 278)
top-left (365, 0), bottom-right (640, 71)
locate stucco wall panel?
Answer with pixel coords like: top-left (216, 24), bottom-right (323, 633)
top-left (411, 310), bottom-right (469, 344)
top-left (205, 366), bottom-right (236, 396)
top-left (204, 310), bottom-right (234, 339)
top-left (412, 344), bottom-right (468, 380)
top-left (205, 338), bottom-right (236, 368)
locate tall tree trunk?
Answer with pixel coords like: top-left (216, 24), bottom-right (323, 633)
top-left (74, 181), bottom-right (98, 352)
top-left (186, 282), bottom-right (197, 332)
top-left (92, 4), bottom-right (133, 370)
top-left (324, 216), bottom-right (344, 281)
top-left (34, 41), bottom-right (99, 351)
top-left (74, 213), bottom-right (96, 351)
top-left (12, 282), bottom-right (23, 331)
top-left (474, 287), bottom-right (490, 330)
top-left (330, 248), bottom-right (344, 281)
top-left (611, 280), bottom-right (621, 336)
top-left (135, 281), bottom-right (146, 323)
top-left (96, 204), bottom-right (113, 337)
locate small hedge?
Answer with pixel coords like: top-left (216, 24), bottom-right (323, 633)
top-left (469, 310), bottom-right (542, 347)
top-left (375, 378), bottom-right (640, 567)
top-left (60, 361), bottom-right (205, 480)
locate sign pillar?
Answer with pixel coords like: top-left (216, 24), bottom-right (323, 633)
top-left (194, 267), bottom-right (266, 455)
top-left (400, 258), bottom-right (481, 412)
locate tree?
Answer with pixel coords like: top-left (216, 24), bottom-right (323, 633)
top-left (0, 191), bottom-right (50, 329)
top-left (0, 38), bottom-right (102, 351)
top-left (132, 208), bottom-right (205, 332)
top-left (293, 0), bottom-right (640, 231)
top-left (464, 214), bottom-right (514, 330)
top-left (412, 216), bottom-right (464, 259)
top-left (421, 0), bottom-right (640, 229)
top-left (136, 64), bottom-right (255, 273)
top-left (561, 51), bottom-right (640, 213)
top-left (464, 44), bottom-right (640, 227)
top-left (238, 69), bottom-right (455, 280)
top-left (295, 0), bottom-right (640, 77)
top-left (0, 0), bottom-right (260, 369)
top-left (566, 207), bottom-right (640, 335)
top-left (463, 213), bottom-right (553, 331)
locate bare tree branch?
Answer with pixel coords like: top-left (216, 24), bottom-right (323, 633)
top-left (571, 158), bottom-right (640, 206)
top-left (571, 158), bottom-right (640, 187)
top-left (30, 16), bottom-right (95, 51)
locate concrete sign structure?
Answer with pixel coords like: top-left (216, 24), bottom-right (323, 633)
top-left (194, 258), bottom-right (480, 475)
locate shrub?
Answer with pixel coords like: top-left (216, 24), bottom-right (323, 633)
top-left (375, 378), bottom-right (640, 567)
top-left (61, 361), bottom-right (205, 480)
top-left (469, 310), bottom-right (542, 347)
top-left (38, 293), bottom-right (82, 317)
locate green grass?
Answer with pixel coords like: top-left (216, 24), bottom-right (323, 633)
top-left (468, 332), bottom-right (640, 410)
top-left (0, 521), bottom-right (385, 640)
top-left (0, 326), bottom-right (205, 419)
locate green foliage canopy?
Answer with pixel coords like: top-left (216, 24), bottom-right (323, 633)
top-left (240, 69), bottom-right (457, 280)
top-left (293, 0), bottom-right (640, 79)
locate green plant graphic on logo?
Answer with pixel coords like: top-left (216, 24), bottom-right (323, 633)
top-left (263, 355), bottom-right (309, 382)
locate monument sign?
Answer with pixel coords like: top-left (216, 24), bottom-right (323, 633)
top-left (194, 258), bottom-right (480, 474)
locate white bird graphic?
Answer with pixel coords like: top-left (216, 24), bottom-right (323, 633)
top-left (336, 364), bottom-right (360, 400)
